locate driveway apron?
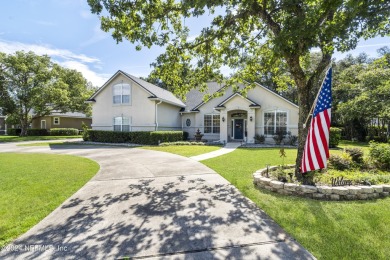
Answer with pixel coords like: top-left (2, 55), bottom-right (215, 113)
top-left (0, 142), bottom-right (314, 259)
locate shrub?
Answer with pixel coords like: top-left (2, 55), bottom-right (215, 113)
top-left (329, 153), bottom-right (352, 170)
top-left (150, 131), bottom-right (183, 144)
top-left (87, 130), bottom-right (184, 145)
top-left (82, 123), bottom-right (89, 141)
top-left (254, 134), bottom-right (265, 144)
top-left (272, 130), bottom-right (285, 145)
top-left (344, 147), bottom-right (364, 164)
top-left (7, 128), bottom-right (21, 136)
top-left (285, 131), bottom-right (298, 146)
top-left (329, 127), bottom-right (342, 148)
top-left (50, 128), bottom-right (79, 136)
top-left (369, 142), bottom-right (390, 170)
top-left (27, 128), bottom-right (48, 136)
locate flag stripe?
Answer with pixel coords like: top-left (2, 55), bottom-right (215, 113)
top-left (301, 68), bottom-right (332, 174)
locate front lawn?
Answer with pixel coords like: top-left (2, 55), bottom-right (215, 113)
top-left (202, 148), bottom-right (390, 260)
top-left (0, 153), bottom-right (99, 248)
top-left (141, 145), bottom-right (222, 157)
top-left (0, 135), bottom-right (82, 143)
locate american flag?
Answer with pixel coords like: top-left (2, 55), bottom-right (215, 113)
top-left (301, 68), bottom-right (332, 174)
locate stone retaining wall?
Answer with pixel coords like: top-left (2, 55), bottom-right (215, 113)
top-left (253, 165), bottom-right (390, 201)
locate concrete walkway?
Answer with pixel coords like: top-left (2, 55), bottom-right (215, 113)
top-left (190, 142), bottom-right (242, 161)
top-left (0, 141), bottom-right (314, 259)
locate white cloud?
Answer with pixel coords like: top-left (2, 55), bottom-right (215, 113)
top-left (80, 23), bottom-right (108, 47)
top-left (59, 60), bottom-right (109, 87)
top-left (80, 10), bottom-right (93, 19)
top-left (0, 39), bottom-right (108, 86)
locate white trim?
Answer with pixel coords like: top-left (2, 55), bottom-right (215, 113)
top-left (262, 109), bottom-right (289, 136)
top-left (40, 120), bottom-right (46, 129)
top-left (217, 92), bottom-right (257, 107)
top-left (53, 117), bottom-right (60, 125)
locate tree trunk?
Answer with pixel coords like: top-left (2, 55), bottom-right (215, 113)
top-left (20, 113), bottom-right (28, 136)
top-left (294, 80), bottom-right (313, 179)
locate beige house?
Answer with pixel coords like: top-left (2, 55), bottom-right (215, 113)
top-left (88, 70), bottom-right (299, 143)
top-left (31, 112), bottom-right (92, 130)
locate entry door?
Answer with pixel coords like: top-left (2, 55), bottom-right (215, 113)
top-left (234, 119), bottom-right (244, 139)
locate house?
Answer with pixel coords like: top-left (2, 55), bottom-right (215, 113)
top-left (87, 70), bottom-right (299, 143)
top-left (31, 112), bottom-right (92, 130)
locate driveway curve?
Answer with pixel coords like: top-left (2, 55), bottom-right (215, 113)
top-left (0, 142), bottom-right (314, 259)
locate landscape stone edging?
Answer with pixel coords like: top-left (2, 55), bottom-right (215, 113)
top-left (253, 165), bottom-right (390, 201)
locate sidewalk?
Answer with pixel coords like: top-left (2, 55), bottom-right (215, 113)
top-left (190, 142), bottom-right (242, 161)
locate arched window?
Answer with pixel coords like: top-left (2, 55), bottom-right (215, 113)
top-left (264, 110), bottom-right (287, 135)
top-left (113, 83), bottom-right (131, 104)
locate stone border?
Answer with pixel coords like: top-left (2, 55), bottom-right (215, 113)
top-left (253, 165), bottom-right (390, 201)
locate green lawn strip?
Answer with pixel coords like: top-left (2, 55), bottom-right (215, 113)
top-left (202, 148), bottom-right (390, 260)
top-left (141, 145), bottom-right (222, 157)
top-left (0, 153), bottom-right (99, 248)
top-left (0, 136), bottom-right (82, 143)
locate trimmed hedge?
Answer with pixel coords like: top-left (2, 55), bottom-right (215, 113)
top-left (88, 130), bottom-right (184, 145)
top-left (7, 128), bottom-right (21, 136)
top-left (27, 128), bottom-right (48, 136)
top-left (329, 127), bottom-right (342, 148)
top-left (50, 128), bottom-right (79, 136)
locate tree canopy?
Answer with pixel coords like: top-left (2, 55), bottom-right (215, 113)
top-left (88, 0), bottom-right (390, 175)
top-left (0, 51), bottom-right (94, 136)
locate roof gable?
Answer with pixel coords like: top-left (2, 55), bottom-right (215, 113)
top-left (88, 70), bottom-right (185, 108)
top-left (216, 92), bottom-right (261, 108)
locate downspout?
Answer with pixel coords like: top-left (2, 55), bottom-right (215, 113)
top-left (155, 100), bottom-right (162, 131)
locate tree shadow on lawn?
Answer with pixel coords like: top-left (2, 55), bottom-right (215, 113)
top-left (0, 176), bottom-right (313, 259)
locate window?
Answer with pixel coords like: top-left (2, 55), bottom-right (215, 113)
top-left (264, 111), bottom-right (287, 135)
top-left (113, 83), bottom-right (131, 104)
top-left (53, 117), bottom-right (60, 125)
top-left (186, 118), bottom-right (191, 127)
top-left (204, 114), bottom-right (220, 134)
top-left (113, 117), bottom-right (130, 132)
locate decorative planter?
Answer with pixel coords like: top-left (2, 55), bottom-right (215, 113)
top-left (253, 165), bottom-right (390, 201)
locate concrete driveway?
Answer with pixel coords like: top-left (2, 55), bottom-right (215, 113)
top-left (0, 142), bottom-right (314, 259)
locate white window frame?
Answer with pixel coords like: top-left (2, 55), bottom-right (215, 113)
top-left (113, 82), bottom-right (131, 105)
top-left (204, 114), bottom-right (220, 134)
top-left (113, 117), bottom-right (130, 132)
top-left (53, 117), bottom-right (60, 125)
top-left (263, 110), bottom-right (288, 136)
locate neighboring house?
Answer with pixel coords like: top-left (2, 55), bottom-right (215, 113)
top-left (88, 70), bottom-right (299, 143)
top-left (31, 112), bottom-right (92, 130)
top-left (0, 108), bottom-right (5, 135)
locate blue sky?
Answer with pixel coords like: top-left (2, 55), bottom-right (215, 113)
top-left (1, 0), bottom-right (389, 87)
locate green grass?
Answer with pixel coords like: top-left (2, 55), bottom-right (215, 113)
top-left (0, 153), bottom-right (99, 248)
top-left (202, 148), bottom-right (390, 260)
top-left (141, 145), bottom-right (222, 157)
top-left (0, 135), bottom-right (82, 143)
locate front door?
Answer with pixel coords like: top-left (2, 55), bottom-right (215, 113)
top-left (234, 119), bottom-right (244, 139)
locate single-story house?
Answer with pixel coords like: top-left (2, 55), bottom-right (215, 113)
top-left (87, 70), bottom-right (299, 143)
top-left (31, 112), bottom-right (92, 130)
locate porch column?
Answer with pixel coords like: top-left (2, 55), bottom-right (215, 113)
top-left (220, 110), bottom-right (228, 143)
top-left (247, 109), bottom-right (256, 143)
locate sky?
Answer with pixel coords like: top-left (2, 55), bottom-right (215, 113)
top-left (0, 0), bottom-right (389, 87)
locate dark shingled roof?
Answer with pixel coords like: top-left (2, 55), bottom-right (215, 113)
top-left (183, 82), bottom-right (225, 112)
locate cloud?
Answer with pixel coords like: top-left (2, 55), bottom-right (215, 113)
top-left (80, 24), bottom-right (108, 47)
top-left (80, 10), bottom-right (93, 19)
top-left (59, 60), bottom-right (110, 87)
top-left (356, 43), bottom-right (389, 48)
top-left (0, 39), bottom-right (108, 86)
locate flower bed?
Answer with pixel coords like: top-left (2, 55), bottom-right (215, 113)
top-left (253, 165), bottom-right (390, 201)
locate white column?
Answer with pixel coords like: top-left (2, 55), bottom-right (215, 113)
top-left (247, 109), bottom-right (256, 143)
top-left (220, 110), bottom-right (228, 143)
